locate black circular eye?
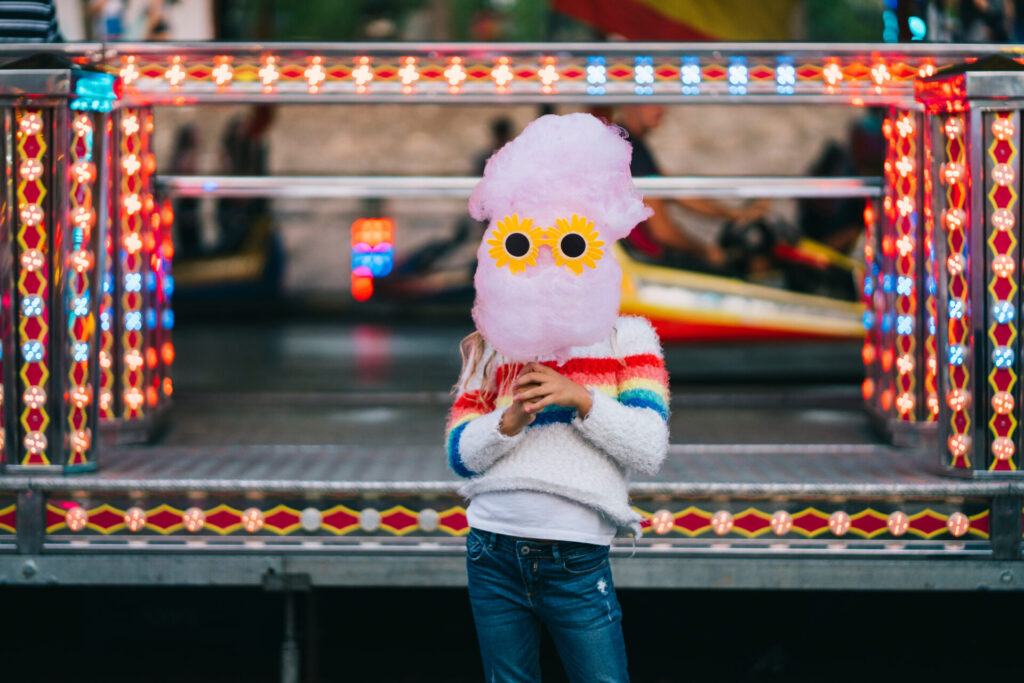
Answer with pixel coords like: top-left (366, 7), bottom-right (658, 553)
top-left (504, 232), bottom-right (531, 257)
top-left (560, 233), bottom-right (587, 258)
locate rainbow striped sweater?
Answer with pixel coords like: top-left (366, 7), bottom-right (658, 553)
top-left (445, 316), bottom-right (669, 531)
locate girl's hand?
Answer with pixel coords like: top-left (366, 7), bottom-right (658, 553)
top-left (500, 398), bottom-right (535, 436)
top-left (514, 363), bottom-right (593, 418)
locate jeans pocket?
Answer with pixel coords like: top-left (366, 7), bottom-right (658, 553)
top-left (465, 530), bottom-right (487, 562)
top-left (560, 545), bottom-right (609, 575)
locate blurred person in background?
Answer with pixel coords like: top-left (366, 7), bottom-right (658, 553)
top-left (618, 104), bottom-right (769, 274)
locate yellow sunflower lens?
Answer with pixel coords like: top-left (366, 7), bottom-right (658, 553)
top-left (548, 214), bottom-right (604, 275)
top-left (487, 214), bottom-right (541, 273)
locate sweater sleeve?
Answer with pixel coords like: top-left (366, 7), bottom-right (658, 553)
top-left (444, 354), bottom-right (524, 478)
top-left (572, 317), bottom-right (669, 474)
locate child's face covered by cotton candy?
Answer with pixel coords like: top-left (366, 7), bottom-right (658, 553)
top-left (469, 113), bottom-right (652, 361)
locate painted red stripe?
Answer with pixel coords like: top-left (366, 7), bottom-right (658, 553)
top-left (552, 0), bottom-right (716, 41)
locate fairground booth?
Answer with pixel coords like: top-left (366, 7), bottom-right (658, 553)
top-left (0, 42), bottom-right (1022, 604)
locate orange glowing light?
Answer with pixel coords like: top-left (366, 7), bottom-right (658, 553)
top-left (20, 204), bottom-right (43, 226)
top-left (538, 57), bottom-right (559, 92)
top-left (123, 194), bottom-right (142, 215)
top-left (122, 115), bottom-right (139, 136)
top-left (862, 344), bottom-right (876, 365)
top-left (492, 56), bottom-right (514, 88)
top-left (352, 275), bottom-right (373, 301)
top-left (71, 385), bottom-right (91, 408)
top-left (71, 207), bottom-right (95, 230)
top-left (124, 232), bottom-right (143, 254)
top-left (259, 56), bottom-right (280, 91)
top-left (895, 115), bottom-right (914, 138)
top-left (23, 431), bottom-right (46, 454)
top-left (19, 113), bottom-right (42, 135)
top-left (165, 56), bottom-right (186, 87)
top-left (927, 395), bottom-right (940, 416)
top-left (896, 235), bottom-right (914, 257)
top-left (21, 249), bottom-right (44, 271)
top-left (947, 389), bottom-right (969, 411)
top-left (992, 117), bottom-right (1015, 141)
top-left (946, 253), bottom-right (966, 276)
top-left (163, 377), bottom-right (174, 396)
top-left (19, 159), bottom-right (42, 180)
top-left (72, 249), bottom-right (93, 273)
top-left (122, 154), bottom-right (141, 175)
top-left (99, 352), bottom-right (112, 370)
top-left (125, 387), bottom-right (145, 411)
top-left (946, 512), bottom-right (969, 537)
top-left (862, 378), bottom-right (875, 400)
top-left (23, 386), bottom-right (46, 409)
top-left (896, 392), bottom-right (915, 415)
top-left (944, 117), bottom-right (964, 139)
top-left (65, 506), bottom-right (88, 531)
top-left (992, 391), bottom-right (1014, 415)
top-left (73, 114), bottom-right (93, 138)
top-left (896, 354), bottom-right (914, 375)
top-left (822, 61), bottom-right (843, 87)
top-left (146, 348), bottom-right (158, 369)
top-left (828, 511), bottom-right (851, 535)
top-left (880, 388), bottom-right (894, 411)
top-left (445, 57), bottom-right (467, 91)
top-left (992, 255), bottom-right (1015, 279)
top-left (992, 208), bottom-right (1014, 232)
top-left (161, 342), bottom-right (175, 365)
top-left (942, 208), bottom-right (965, 231)
top-left (398, 56), bottom-right (419, 88)
top-left (124, 507), bottom-right (147, 532)
top-left (918, 61), bottom-right (935, 78)
top-left (880, 348), bottom-right (894, 372)
top-left (120, 56), bottom-right (140, 85)
top-left (146, 386), bottom-right (159, 407)
top-left (212, 56), bottom-right (233, 87)
top-left (183, 507), bottom-right (206, 532)
top-left (992, 437), bottom-right (1015, 461)
top-left (124, 349), bottom-right (144, 371)
top-left (894, 155), bottom-right (914, 177)
top-left (71, 429), bottom-right (91, 452)
top-left (770, 511), bottom-right (793, 535)
top-left (242, 508), bottom-right (265, 533)
top-left (992, 163), bottom-right (1015, 186)
top-left (72, 161), bottom-right (95, 183)
top-left (710, 510), bottom-right (733, 535)
top-left (947, 433), bottom-right (970, 457)
top-left (305, 56), bottom-right (326, 93)
top-left (887, 511), bottom-right (909, 536)
top-left (353, 56), bottom-right (374, 90)
top-left (650, 509), bottom-right (674, 535)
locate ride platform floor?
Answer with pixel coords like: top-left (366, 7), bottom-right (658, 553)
top-left (3, 320), bottom-right (1022, 592)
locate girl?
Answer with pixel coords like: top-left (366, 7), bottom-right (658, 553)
top-left (445, 113), bottom-right (670, 682)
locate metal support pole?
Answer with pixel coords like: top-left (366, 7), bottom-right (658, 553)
top-left (990, 495), bottom-right (1023, 560)
top-left (281, 589), bottom-right (299, 683)
top-left (15, 489), bottom-right (42, 554)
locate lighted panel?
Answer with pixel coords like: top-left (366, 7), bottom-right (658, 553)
top-left (118, 108), bottom-right (147, 419)
top-left (884, 109), bottom-right (925, 422)
top-left (938, 113), bottom-right (973, 469)
top-left (984, 112), bottom-right (1020, 471)
top-left (66, 113), bottom-right (99, 466)
top-left (116, 51), bottom-right (940, 101)
top-left (15, 110), bottom-right (51, 465)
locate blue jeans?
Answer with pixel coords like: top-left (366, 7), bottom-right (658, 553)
top-left (465, 528), bottom-right (629, 682)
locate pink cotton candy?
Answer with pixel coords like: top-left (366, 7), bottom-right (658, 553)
top-left (470, 113), bottom-right (652, 361)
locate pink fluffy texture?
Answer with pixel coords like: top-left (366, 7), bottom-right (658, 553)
top-left (470, 113), bottom-right (653, 361)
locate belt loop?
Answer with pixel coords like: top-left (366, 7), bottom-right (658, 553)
top-left (486, 531), bottom-right (497, 550)
top-left (551, 542), bottom-right (561, 563)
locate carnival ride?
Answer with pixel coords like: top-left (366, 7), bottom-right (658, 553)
top-left (0, 43), bottom-right (1022, 607)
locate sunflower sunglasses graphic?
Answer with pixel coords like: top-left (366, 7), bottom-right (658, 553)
top-left (486, 213), bottom-right (605, 275)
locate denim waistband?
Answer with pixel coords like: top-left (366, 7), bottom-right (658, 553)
top-left (470, 528), bottom-right (606, 559)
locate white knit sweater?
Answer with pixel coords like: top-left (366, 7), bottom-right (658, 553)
top-left (445, 316), bottom-right (670, 533)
